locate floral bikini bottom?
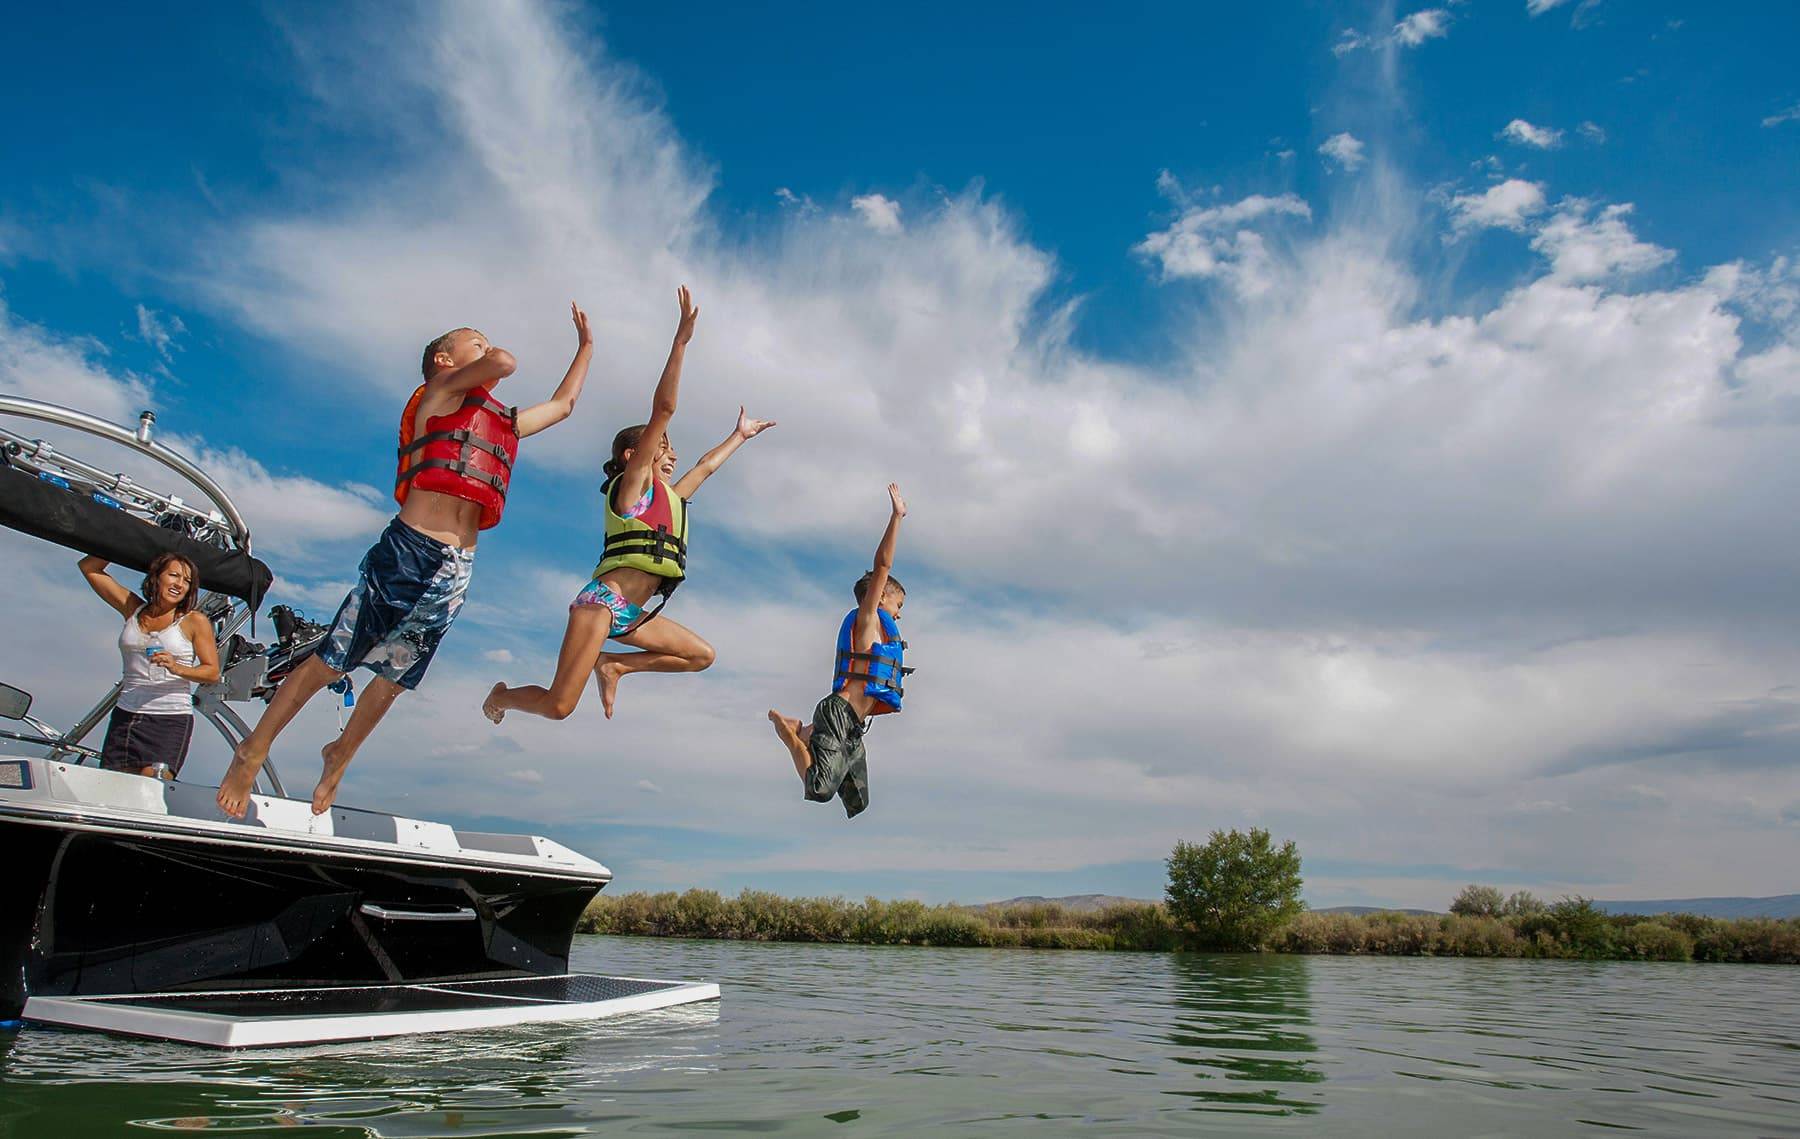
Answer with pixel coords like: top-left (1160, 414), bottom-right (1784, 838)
top-left (570, 578), bottom-right (643, 638)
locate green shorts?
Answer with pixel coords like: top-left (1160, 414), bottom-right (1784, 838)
top-left (804, 693), bottom-right (869, 819)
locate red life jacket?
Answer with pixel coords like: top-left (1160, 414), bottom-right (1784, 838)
top-left (394, 385), bottom-right (519, 530)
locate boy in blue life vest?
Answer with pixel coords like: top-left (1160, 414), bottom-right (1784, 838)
top-left (768, 483), bottom-right (910, 819)
top-left (216, 303), bottom-right (596, 820)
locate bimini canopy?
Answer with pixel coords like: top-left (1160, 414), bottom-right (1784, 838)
top-left (0, 463), bottom-right (272, 607)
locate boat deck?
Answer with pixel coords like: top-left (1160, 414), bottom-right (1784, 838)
top-left (25, 973), bottom-right (720, 1048)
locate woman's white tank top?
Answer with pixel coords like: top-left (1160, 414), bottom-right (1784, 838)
top-left (118, 608), bottom-right (197, 716)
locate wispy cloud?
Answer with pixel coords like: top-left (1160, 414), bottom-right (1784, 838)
top-left (1135, 176), bottom-right (1311, 295)
top-left (1763, 103), bottom-right (1800, 129)
top-left (850, 193), bottom-right (903, 234)
top-left (1501, 118), bottom-right (1564, 149)
top-left (1318, 132), bottom-right (1367, 172)
top-left (1393, 9), bottom-right (1451, 48)
top-left (134, 305), bottom-right (187, 362)
top-left (1448, 179), bottom-right (1548, 232)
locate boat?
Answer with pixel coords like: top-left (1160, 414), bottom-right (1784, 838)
top-left (0, 395), bottom-right (716, 1046)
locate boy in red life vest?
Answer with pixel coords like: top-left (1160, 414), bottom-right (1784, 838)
top-left (216, 303), bottom-right (596, 819)
top-left (767, 483), bottom-right (910, 819)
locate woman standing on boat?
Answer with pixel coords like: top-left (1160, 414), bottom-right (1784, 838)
top-left (78, 553), bottom-right (220, 778)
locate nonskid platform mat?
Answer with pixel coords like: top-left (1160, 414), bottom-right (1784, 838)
top-left (22, 973), bottom-right (719, 1048)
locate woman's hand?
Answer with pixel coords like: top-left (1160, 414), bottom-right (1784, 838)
top-left (888, 483), bottom-right (907, 518)
top-left (149, 651), bottom-right (181, 674)
top-left (674, 285), bottom-right (700, 345)
top-left (735, 406), bottom-right (777, 440)
top-left (571, 301), bottom-right (593, 350)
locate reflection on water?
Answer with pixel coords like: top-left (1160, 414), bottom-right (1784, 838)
top-left (1166, 952), bottom-right (1322, 1115)
top-left (0, 937), bottom-right (1795, 1136)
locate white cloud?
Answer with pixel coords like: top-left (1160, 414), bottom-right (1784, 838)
top-left (484, 648), bottom-right (515, 664)
top-left (850, 193), bottom-right (903, 234)
top-left (509, 769), bottom-right (545, 784)
top-left (1532, 200), bottom-right (1675, 282)
top-left (1331, 29), bottom-right (1371, 57)
top-left (1393, 9), bottom-right (1451, 47)
top-left (1135, 183), bottom-right (1311, 296)
top-left (635, 779), bottom-right (663, 794)
top-left (1578, 121), bottom-right (1606, 144)
top-left (1448, 179), bottom-right (1547, 233)
top-left (134, 305), bottom-right (187, 362)
top-left (1526, 0), bottom-right (1575, 13)
top-left (1763, 104), bottom-right (1800, 129)
top-left (1501, 118), bottom-right (1564, 148)
top-left (1318, 132), bottom-right (1367, 172)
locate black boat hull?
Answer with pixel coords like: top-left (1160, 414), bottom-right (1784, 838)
top-left (0, 816), bottom-right (603, 1018)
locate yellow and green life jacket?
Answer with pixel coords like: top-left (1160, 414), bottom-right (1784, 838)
top-left (593, 476), bottom-right (689, 595)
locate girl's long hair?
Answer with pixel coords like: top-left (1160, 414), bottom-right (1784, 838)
top-left (142, 552), bottom-right (201, 615)
top-left (602, 424), bottom-right (649, 482)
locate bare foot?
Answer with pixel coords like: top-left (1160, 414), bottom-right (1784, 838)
top-left (216, 745), bottom-right (264, 818)
top-left (312, 738), bottom-right (353, 816)
top-left (597, 660), bottom-right (626, 719)
top-left (483, 682), bottom-right (508, 724)
top-left (769, 710), bottom-right (811, 780)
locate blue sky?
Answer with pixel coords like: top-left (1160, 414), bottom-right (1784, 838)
top-left (3, 0), bottom-right (1799, 908)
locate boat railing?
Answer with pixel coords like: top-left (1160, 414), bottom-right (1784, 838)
top-left (0, 396), bottom-right (287, 798)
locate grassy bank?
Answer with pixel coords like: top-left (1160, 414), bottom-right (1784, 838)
top-left (578, 890), bottom-right (1800, 963)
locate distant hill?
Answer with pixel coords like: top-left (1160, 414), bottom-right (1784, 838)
top-left (1596, 894), bottom-right (1800, 919)
top-left (1313, 905), bottom-right (1440, 916)
top-left (976, 894), bottom-right (1151, 913)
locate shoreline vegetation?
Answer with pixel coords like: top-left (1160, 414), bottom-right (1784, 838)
top-left (577, 889), bottom-right (1800, 964)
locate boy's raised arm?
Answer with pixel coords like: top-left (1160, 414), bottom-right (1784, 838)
top-left (857, 484), bottom-right (907, 625)
top-left (517, 302), bottom-right (595, 438)
top-left (672, 405), bottom-right (776, 499)
top-left (432, 346), bottom-right (516, 398)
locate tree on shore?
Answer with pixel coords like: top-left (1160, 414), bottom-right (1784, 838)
top-left (1450, 885), bottom-right (1505, 917)
top-left (1165, 828), bottom-right (1303, 951)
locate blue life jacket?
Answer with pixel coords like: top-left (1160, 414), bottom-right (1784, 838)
top-left (832, 607), bottom-right (911, 711)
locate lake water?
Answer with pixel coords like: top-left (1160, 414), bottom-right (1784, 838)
top-left (1, 936), bottom-right (1795, 1136)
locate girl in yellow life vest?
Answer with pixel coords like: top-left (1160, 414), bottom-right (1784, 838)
top-left (483, 286), bottom-right (775, 724)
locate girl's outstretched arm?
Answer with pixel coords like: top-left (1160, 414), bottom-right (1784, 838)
top-left (614, 286), bottom-right (698, 509)
top-left (517, 302), bottom-right (595, 438)
top-left (672, 406), bottom-right (776, 499)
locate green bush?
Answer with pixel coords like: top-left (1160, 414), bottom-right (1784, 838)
top-left (1613, 921), bottom-right (1694, 962)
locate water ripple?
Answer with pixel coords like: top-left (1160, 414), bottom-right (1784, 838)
top-left (0, 938), bottom-right (1795, 1135)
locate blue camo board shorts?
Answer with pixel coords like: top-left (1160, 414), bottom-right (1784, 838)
top-left (317, 518), bottom-right (474, 690)
top-left (571, 577), bottom-right (644, 637)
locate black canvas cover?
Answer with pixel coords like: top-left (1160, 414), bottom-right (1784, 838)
top-left (0, 463), bottom-right (272, 606)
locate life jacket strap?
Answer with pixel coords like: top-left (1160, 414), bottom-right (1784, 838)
top-left (836, 650), bottom-right (915, 673)
top-left (397, 457), bottom-right (508, 493)
top-left (601, 524), bottom-right (688, 569)
top-left (398, 428), bottom-right (515, 469)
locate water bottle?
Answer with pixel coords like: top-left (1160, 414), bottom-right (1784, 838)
top-left (329, 676), bottom-right (356, 732)
top-left (147, 762), bottom-right (173, 781)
